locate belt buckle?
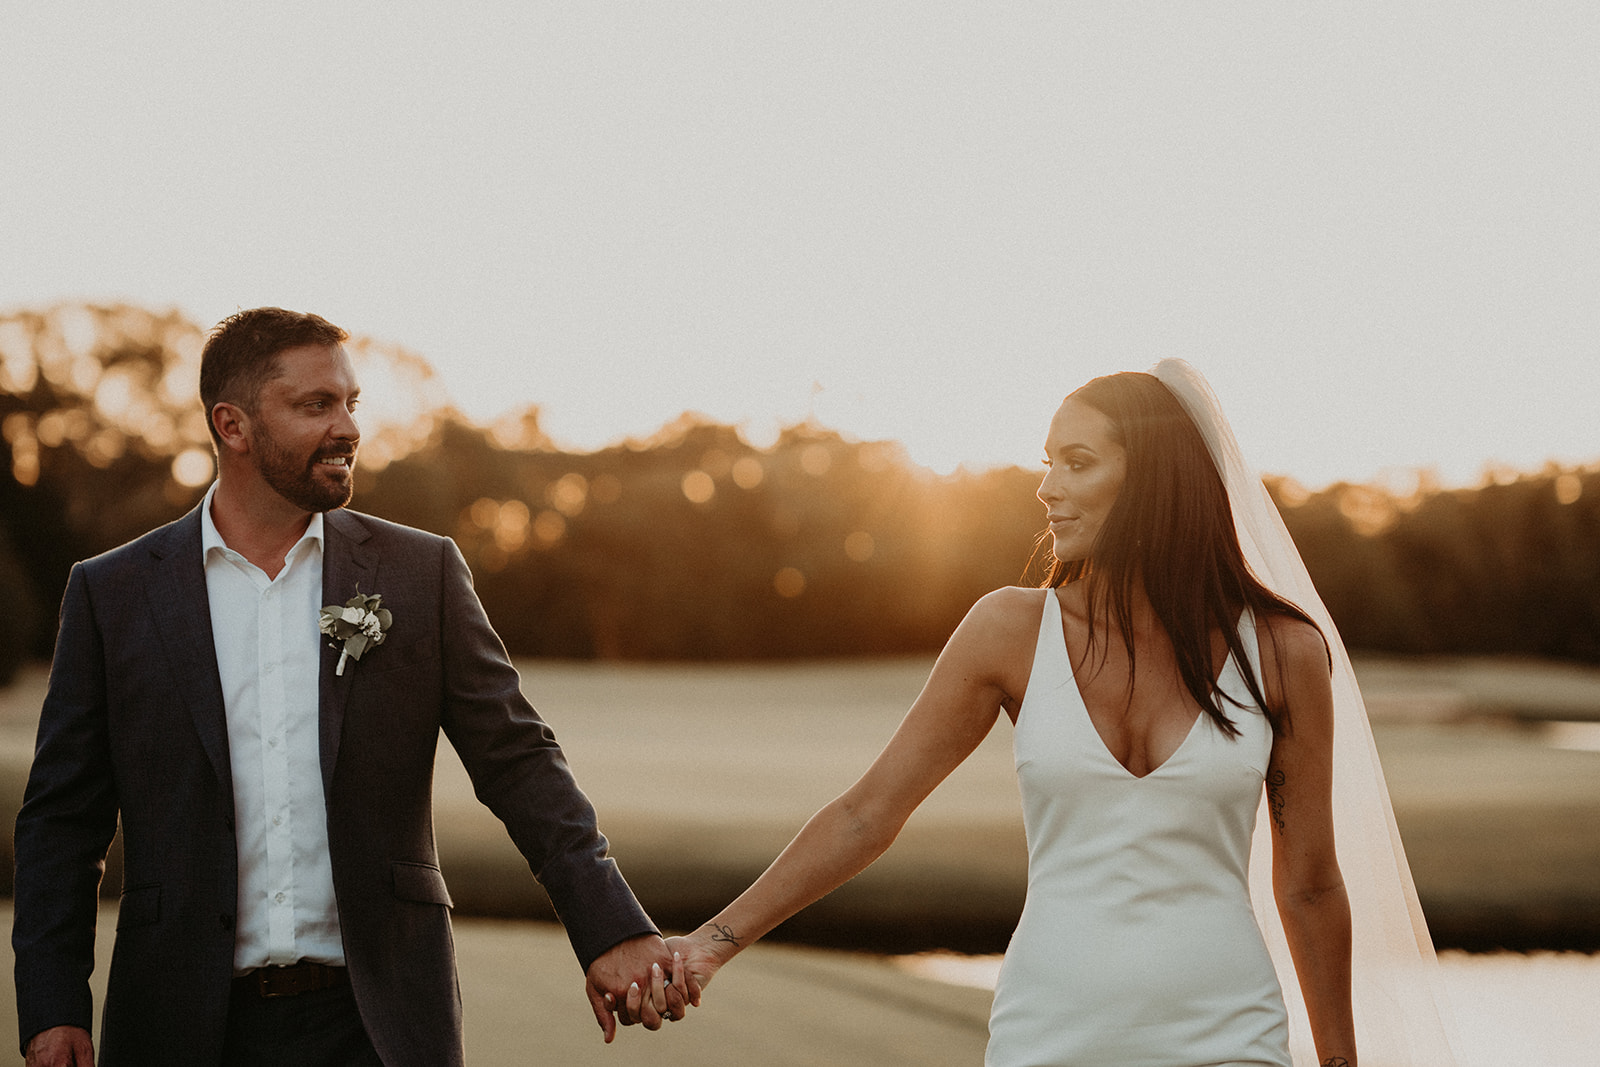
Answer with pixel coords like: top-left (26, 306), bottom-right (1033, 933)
top-left (256, 963), bottom-right (309, 998)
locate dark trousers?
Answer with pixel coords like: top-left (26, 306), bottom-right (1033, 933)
top-left (222, 978), bottom-right (382, 1067)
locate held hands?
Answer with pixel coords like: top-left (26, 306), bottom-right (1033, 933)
top-left (583, 934), bottom-right (699, 1043)
top-left (664, 925), bottom-right (733, 994)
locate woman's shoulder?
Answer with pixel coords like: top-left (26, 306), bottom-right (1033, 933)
top-left (948, 586), bottom-right (1051, 649)
top-left (970, 585), bottom-right (1053, 624)
top-left (1253, 608), bottom-right (1332, 681)
top-left (939, 588), bottom-right (1052, 700)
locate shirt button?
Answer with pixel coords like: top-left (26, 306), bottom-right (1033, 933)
top-left (272, 816), bottom-right (282, 826)
top-left (268, 737), bottom-right (279, 747)
top-left (275, 892), bottom-right (286, 904)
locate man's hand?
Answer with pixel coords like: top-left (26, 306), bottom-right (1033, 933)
top-left (583, 934), bottom-right (694, 1042)
top-left (25, 1025), bottom-right (94, 1067)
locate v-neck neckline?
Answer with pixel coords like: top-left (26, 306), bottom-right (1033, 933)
top-left (1083, 695), bottom-right (1207, 780)
top-left (1051, 587), bottom-right (1236, 780)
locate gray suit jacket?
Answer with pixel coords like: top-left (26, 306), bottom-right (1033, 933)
top-left (13, 506), bottom-right (656, 1065)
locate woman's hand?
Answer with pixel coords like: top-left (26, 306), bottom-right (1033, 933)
top-left (616, 955), bottom-right (696, 1028)
top-left (665, 927), bottom-right (733, 1004)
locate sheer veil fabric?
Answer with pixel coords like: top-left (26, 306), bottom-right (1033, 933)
top-left (1151, 360), bottom-right (1460, 1066)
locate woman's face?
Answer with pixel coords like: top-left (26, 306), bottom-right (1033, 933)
top-left (1037, 397), bottom-right (1128, 563)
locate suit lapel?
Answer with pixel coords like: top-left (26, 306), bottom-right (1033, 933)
top-left (319, 510), bottom-right (377, 792)
top-left (146, 508), bottom-right (233, 791)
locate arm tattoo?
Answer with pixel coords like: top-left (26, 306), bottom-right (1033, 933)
top-left (1266, 769), bottom-right (1287, 835)
top-left (1320, 1058), bottom-right (1351, 1067)
top-left (707, 922), bottom-right (741, 946)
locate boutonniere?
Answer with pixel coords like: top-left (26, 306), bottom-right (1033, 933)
top-left (318, 591), bottom-right (393, 676)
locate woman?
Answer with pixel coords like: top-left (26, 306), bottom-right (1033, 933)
top-left (640, 362), bottom-right (1456, 1066)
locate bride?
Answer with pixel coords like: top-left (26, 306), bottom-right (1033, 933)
top-left (636, 361), bottom-right (1457, 1066)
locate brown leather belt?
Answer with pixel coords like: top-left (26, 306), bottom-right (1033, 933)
top-left (234, 961), bottom-right (348, 998)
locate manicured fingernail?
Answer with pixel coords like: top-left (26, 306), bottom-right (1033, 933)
top-left (653, 963), bottom-right (662, 977)
top-left (604, 993), bottom-right (614, 1005)
top-left (630, 982), bottom-right (640, 992)
top-left (674, 951), bottom-right (682, 962)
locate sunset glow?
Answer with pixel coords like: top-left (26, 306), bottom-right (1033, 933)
top-left (3, 4), bottom-right (1597, 489)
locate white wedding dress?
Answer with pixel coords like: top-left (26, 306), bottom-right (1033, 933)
top-left (986, 590), bottom-right (1291, 1067)
top-left (986, 359), bottom-right (1458, 1065)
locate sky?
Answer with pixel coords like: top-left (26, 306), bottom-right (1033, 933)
top-left (3, 3), bottom-right (1597, 488)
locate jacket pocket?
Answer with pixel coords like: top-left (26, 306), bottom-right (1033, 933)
top-left (391, 861), bottom-right (454, 907)
top-left (116, 883), bottom-right (161, 929)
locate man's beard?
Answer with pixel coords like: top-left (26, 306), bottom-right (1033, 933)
top-left (252, 429), bottom-right (355, 513)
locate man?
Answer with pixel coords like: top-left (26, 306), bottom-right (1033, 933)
top-left (14, 308), bottom-right (686, 1065)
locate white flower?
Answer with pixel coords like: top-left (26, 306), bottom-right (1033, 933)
top-left (318, 590), bottom-right (394, 676)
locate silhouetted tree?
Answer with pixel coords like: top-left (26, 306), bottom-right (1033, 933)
top-left (4, 302), bottom-right (1599, 673)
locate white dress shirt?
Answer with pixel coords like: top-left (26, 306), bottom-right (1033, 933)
top-left (200, 484), bottom-right (345, 972)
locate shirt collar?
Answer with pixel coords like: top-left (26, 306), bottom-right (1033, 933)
top-left (200, 482), bottom-right (326, 562)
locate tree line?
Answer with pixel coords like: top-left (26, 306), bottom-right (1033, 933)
top-left (2, 302), bottom-right (1596, 684)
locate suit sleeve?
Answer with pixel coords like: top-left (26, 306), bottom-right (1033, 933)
top-left (434, 539), bottom-right (656, 972)
top-left (12, 563), bottom-right (121, 1053)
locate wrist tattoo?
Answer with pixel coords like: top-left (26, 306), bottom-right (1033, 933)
top-left (1320, 1058), bottom-right (1351, 1067)
top-left (1266, 769), bottom-right (1287, 835)
top-left (707, 922), bottom-right (741, 946)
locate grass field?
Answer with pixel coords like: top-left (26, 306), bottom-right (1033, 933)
top-left (4, 653), bottom-right (1600, 950)
top-left (5, 656), bottom-right (1600, 1064)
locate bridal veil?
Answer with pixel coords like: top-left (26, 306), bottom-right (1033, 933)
top-left (1152, 359), bottom-right (1460, 1066)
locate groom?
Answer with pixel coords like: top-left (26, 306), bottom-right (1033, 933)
top-left (14, 308), bottom-right (682, 1065)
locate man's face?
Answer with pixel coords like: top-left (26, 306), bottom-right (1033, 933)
top-left (246, 343), bottom-right (361, 513)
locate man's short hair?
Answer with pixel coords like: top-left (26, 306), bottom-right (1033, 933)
top-left (199, 307), bottom-right (349, 444)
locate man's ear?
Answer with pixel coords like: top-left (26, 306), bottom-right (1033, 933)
top-left (211, 402), bottom-right (252, 455)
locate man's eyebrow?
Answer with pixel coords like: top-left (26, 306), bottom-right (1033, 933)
top-left (288, 385), bottom-right (361, 401)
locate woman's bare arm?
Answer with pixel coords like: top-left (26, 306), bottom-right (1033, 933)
top-left (667, 588), bottom-right (1039, 992)
top-left (1263, 614), bottom-right (1357, 1066)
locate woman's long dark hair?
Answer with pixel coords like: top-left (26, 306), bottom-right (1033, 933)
top-left (1042, 371), bottom-right (1324, 737)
